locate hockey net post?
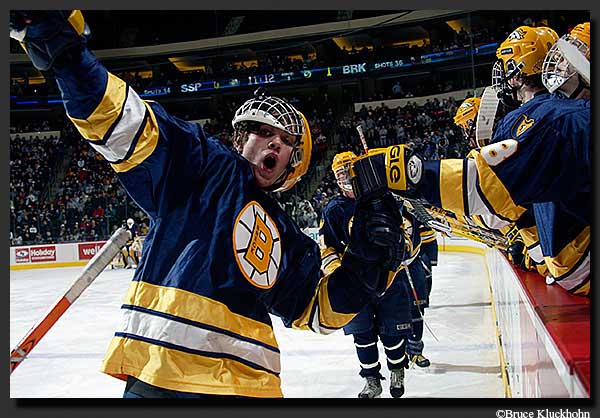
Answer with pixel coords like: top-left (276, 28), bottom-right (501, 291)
top-left (10, 227), bottom-right (131, 375)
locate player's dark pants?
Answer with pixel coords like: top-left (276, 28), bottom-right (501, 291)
top-left (123, 376), bottom-right (244, 398)
top-left (343, 277), bottom-right (412, 378)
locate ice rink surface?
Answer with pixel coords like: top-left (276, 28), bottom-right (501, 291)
top-left (10, 252), bottom-right (504, 398)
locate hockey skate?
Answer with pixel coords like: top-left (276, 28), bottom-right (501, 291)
top-left (389, 368), bottom-right (405, 398)
top-left (358, 376), bottom-right (382, 398)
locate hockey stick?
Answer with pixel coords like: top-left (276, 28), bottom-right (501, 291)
top-left (424, 204), bottom-right (513, 251)
top-left (475, 86), bottom-right (500, 148)
top-left (403, 262), bottom-right (438, 343)
top-left (401, 197), bottom-right (451, 234)
top-left (10, 227), bottom-right (131, 374)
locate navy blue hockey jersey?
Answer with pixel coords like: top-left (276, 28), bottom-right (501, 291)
top-left (420, 93), bottom-right (590, 295)
top-left (53, 46), bottom-right (377, 397)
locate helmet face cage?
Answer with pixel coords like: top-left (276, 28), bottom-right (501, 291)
top-left (491, 60), bottom-right (509, 93)
top-left (542, 41), bottom-right (572, 92)
top-left (569, 23), bottom-right (591, 59)
top-left (460, 119), bottom-right (477, 147)
top-left (567, 34), bottom-right (590, 59)
top-left (491, 59), bottom-right (522, 109)
top-left (231, 92), bottom-right (310, 193)
top-left (232, 94), bottom-right (305, 140)
top-left (542, 24), bottom-right (590, 93)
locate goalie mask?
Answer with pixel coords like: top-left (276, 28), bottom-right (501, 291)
top-left (453, 97), bottom-right (480, 148)
top-left (331, 151), bottom-right (357, 194)
top-left (126, 218), bottom-right (134, 228)
top-left (541, 22), bottom-right (590, 98)
top-left (492, 26), bottom-right (558, 107)
top-left (232, 88), bottom-right (311, 192)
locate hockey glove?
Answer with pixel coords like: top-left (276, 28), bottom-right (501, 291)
top-left (506, 240), bottom-right (528, 271)
top-left (10, 10), bottom-right (89, 71)
top-left (342, 192), bottom-right (405, 296)
top-left (351, 145), bottom-right (423, 201)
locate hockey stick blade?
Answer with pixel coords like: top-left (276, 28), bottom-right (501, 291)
top-left (475, 86), bottom-right (500, 148)
top-left (402, 197), bottom-right (452, 234)
top-left (10, 227), bottom-right (131, 374)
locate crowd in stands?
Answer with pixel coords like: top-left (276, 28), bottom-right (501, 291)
top-left (9, 118), bottom-right (56, 134)
top-left (10, 120), bottom-right (148, 247)
top-left (342, 97), bottom-right (468, 158)
top-left (10, 133), bottom-right (66, 246)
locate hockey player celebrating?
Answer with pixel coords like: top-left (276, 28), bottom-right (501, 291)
top-left (320, 151), bottom-right (414, 398)
top-left (490, 25), bottom-right (590, 295)
top-left (453, 97), bottom-right (549, 279)
top-left (10, 11), bottom-right (407, 397)
top-left (452, 27), bottom-right (589, 294)
top-left (350, 26), bottom-right (590, 296)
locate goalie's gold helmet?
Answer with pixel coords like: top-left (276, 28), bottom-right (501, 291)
top-left (492, 26), bottom-right (559, 89)
top-left (331, 151), bottom-right (356, 192)
top-left (542, 22), bottom-right (590, 95)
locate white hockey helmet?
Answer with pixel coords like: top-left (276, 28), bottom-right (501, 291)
top-left (232, 88), bottom-right (305, 144)
top-left (126, 218), bottom-right (134, 228)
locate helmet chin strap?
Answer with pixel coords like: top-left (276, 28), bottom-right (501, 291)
top-left (498, 86), bottom-right (521, 110)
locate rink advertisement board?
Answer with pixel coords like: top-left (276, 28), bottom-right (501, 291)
top-left (78, 241), bottom-right (108, 260)
top-left (29, 245), bottom-right (57, 262)
top-left (10, 241), bottom-right (104, 267)
top-left (14, 248), bottom-right (30, 264)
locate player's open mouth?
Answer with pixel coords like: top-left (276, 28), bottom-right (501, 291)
top-left (263, 154), bottom-right (277, 171)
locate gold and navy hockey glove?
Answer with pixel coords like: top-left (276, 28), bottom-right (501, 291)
top-left (10, 10), bottom-right (90, 71)
top-left (351, 145), bottom-right (423, 201)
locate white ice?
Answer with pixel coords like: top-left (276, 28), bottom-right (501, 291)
top-left (10, 252), bottom-right (504, 398)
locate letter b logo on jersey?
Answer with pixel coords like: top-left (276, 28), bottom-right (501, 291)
top-left (233, 201), bottom-right (281, 289)
top-left (246, 215), bottom-right (273, 274)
